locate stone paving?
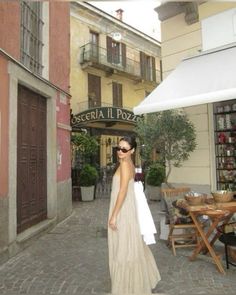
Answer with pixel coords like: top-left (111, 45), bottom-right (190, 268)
top-left (0, 198), bottom-right (235, 295)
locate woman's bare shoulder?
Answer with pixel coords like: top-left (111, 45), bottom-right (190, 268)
top-left (120, 160), bottom-right (131, 169)
top-left (120, 161), bottom-right (135, 179)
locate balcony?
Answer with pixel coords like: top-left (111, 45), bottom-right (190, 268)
top-left (79, 43), bottom-right (160, 84)
top-left (76, 100), bottom-right (133, 113)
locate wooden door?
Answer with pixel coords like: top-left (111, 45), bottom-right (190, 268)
top-left (17, 85), bottom-right (47, 233)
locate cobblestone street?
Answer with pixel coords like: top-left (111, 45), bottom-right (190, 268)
top-left (0, 198), bottom-right (235, 295)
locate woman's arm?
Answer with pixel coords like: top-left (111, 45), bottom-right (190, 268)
top-left (109, 161), bottom-right (131, 230)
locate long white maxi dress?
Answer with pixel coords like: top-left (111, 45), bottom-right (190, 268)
top-left (108, 174), bottom-right (161, 294)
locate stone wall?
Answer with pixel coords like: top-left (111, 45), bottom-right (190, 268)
top-left (57, 179), bottom-right (73, 222)
top-left (0, 197), bottom-right (8, 265)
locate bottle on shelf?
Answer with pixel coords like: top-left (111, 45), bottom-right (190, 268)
top-left (228, 132), bottom-right (233, 143)
top-left (215, 100), bottom-right (236, 191)
top-left (218, 132), bottom-right (226, 144)
top-left (226, 145), bottom-right (234, 157)
top-left (217, 115), bottom-right (225, 130)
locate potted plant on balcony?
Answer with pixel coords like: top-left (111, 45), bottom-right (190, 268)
top-left (79, 164), bottom-right (98, 201)
top-left (145, 162), bottom-right (166, 201)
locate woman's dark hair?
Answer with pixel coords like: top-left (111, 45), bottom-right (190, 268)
top-left (119, 135), bottom-right (137, 149)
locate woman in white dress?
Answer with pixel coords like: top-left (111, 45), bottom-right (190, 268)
top-left (108, 135), bottom-right (161, 294)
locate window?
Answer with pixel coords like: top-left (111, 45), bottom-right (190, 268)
top-left (90, 31), bottom-right (99, 61)
top-left (112, 82), bottom-right (123, 108)
top-left (20, 1), bottom-right (44, 75)
top-left (107, 36), bottom-right (126, 67)
top-left (88, 74), bottom-right (101, 108)
top-left (140, 52), bottom-right (156, 82)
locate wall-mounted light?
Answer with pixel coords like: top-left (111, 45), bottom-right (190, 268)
top-left (111, 32), bottom-right (122, 41)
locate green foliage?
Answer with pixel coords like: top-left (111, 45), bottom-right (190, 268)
top-left (79, 164), bottom-right (98, 187)
top-left (146, 162), bottom-right (166, 186)
top-left (135, 110), bottom-right (197, 184)
top-left (71, 132), bottom-right (99, 164)
top-left (135, 114), bottom-right (163, 167)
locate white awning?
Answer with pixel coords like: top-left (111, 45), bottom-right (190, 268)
top-left (133, 45), bottom-right (236, 114)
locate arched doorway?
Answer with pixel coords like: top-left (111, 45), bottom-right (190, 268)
top-left (71, 107), bottom-right (140, 199)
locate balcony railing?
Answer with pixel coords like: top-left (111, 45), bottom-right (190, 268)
top-left (76, 100), bottom-right (132, 113)
top-left (80, 43), bottom-right (160, 83)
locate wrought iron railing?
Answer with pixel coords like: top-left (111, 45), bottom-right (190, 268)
top-left (80, 42), bottom-right (160, 83)
top-left (76, 100), bottom-right (132, 113)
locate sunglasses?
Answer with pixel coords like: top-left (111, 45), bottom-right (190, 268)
top-left (116, 146), bottom-right (133, 153)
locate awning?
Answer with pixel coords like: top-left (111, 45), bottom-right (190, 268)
top-left (133, 45), bottom-right (236, 114)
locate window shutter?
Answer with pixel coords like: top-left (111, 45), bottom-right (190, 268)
top-left (140, 51), bottom-right (146, 79)
top-left (118, 83), bottom-right (123, 107)
top-left (88, 74), bottom-right (101, 108)
top-left (151, 56), bottom-right (156, 82)
top-left (107, 36), bottom-right (112, 63)
top-left (121, 43), bottom-right (126, 67)
top-left (112, 82), bottom-right (123, 107)
top-left (112, 82), bottom-right (117, 106)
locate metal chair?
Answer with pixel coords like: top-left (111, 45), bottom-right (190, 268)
top-left (161, 187), bottom-right (200, 256)
top-left (218, 221), bottom-right (236, 269)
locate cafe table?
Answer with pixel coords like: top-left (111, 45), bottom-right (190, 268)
top-left (186, 200), bottom-right (236, 275)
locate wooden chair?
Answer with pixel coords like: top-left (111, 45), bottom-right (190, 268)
top-left (161, 187), bottom-right (200, 256)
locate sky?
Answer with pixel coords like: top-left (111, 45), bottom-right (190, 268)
top-left (88, 1), bottom-right (161, 41)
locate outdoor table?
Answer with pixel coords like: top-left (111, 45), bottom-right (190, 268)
top-left (186, 200), bottom-right (236, 275)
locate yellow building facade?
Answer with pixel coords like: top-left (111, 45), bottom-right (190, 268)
top-left (156, 2), bottom-right (236, 192)
top-left (70, 2), bottom-right (161, 170)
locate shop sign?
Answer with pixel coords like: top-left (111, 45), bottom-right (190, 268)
top-left (71, 107), bottom-right (140, 126)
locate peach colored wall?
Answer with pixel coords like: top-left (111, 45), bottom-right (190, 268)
top-left (49, 2), bottom-right (70, 93)
top-left (0, 2), bottom-right (20, 60)
top-left (48, 2), bottom-right (71, 182)
top-left (0, 55), bottom-right (9, 198)
top-left (57, 128), bottom-right (71, 182)
top-left (56, 92), bottom-right (71, 182)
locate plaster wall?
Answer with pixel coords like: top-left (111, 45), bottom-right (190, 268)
top-left (0, 56), bottom-right (9, 198)
top-left (49, 1), bottom-right (70, 93)
top-left (48, 2), bottom-right (71, 211)
top-left (160, 7), bottom-right (216, 190)
top-left (161, 3), bottom-right (236, 190)
top-left (0, 1), bottom-right (72, 264)
top-left (199, 2), bottom-right (236, 19)
top-left (70, 14), bottom-right (160, 116)
top-left (169, 104), bottom-right (212, 188)
top-left (161, 13), bottom-right (201, 78)
top-left (57, 179), bottom-right (72, 222)
top-left (0, 56), bottom-right (58, 261)
top-left (0, 57), bottom-right (9, 259)
top-left (0, 1), bottom-right (20, 60)
top-left (42, 2), bottom-right (49, 80)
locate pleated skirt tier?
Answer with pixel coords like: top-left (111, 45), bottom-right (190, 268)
top-left (108, 176), bottom-right (161, 294)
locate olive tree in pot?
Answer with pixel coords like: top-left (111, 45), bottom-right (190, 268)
top-left (145, 162), bottom-right (166, 201)
top-left (79, 164), bottom-right (98, 201)
top-left (135, 110), bottom-right (197, 187)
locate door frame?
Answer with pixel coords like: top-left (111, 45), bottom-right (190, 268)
top-left (8, 61), bottom-right (57, 243)
top-left (17, 85), bottom-right (48, 233)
